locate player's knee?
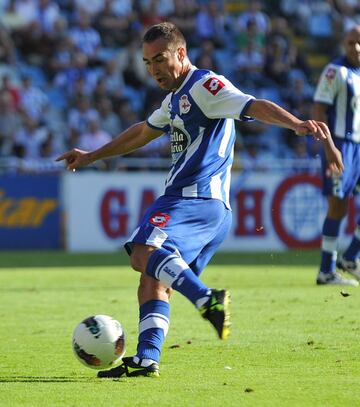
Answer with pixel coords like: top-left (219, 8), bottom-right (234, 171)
top-left (130, 251), bottom-right (144, 272)
top-left (130, 244), bottom-right (156, 273)
top-left (328, 197), bottom-right (348, 219)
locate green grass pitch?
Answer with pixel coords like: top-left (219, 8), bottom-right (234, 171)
top-left (0, 250), bottom-right (359, 407)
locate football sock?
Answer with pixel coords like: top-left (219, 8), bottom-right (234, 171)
top-left (320, 218), bottom-right (341, 273)
top-left (343, 221), bottom-right (360, 261)
top-left (136, 299), bottom-right (169, 363)
top-left (146, 248), bottom-right (211, 308)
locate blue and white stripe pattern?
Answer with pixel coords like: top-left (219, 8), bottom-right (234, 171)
top-left (314, 56), bottom-right (360, 142)
top-left (147, 67), bottom-right (254, 209)
top-left (139, 312), bottom-right (169, 337)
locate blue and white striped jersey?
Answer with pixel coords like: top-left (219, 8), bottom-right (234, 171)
top-left (147, 67), bottom-right (254, 209)
top-left (314, 56), bottom-right (360, 143)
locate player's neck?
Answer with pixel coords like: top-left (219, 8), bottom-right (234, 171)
top-left (173, 61), bottom-right (193, 91)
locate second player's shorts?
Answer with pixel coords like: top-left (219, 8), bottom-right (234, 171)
top-left (322, 138), bottom-right (360, 198)
top-left (125, 195), bottom-right (232, 276)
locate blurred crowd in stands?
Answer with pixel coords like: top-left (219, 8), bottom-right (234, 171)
top-left (0, 0), bottom-right (359, 173)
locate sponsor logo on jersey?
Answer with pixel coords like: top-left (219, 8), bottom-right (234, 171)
top-left (203, 77), bottom-right (225, 95)
top-left (149, 212), bottom-right (170, 228)
top-left (179, 94), bottom-right (191, 114)
top-left (170, 126), bottom-right (190, 163)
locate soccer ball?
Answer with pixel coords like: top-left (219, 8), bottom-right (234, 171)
top-left (72, 315), bottom-right (125, 370)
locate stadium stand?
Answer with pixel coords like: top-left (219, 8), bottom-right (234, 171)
top-left (0, 0), bottom-right (359, 173)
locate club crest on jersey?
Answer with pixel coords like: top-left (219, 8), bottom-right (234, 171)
top-left (325, 67), bottom-right (336, 82)
top-left (149, 212), bottom-right (170, 228)
top-left (179, 94), bottom-right (191, 114)
top-left (203, 77), bottom-right (225, 95)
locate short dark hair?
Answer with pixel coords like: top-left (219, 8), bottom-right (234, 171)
top-left (142, 22), bottom-right (186, 50)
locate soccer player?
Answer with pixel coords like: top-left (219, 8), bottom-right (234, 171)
top-left (57, 22), bottom-right (343, 377)
top-left (315, 26), bottom-right (360, 286)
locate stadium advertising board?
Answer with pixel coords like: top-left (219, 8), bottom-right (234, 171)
top-left (63, 172), bottom-right (359, 252)
top-left (0, 174), bottom-right (60, 249)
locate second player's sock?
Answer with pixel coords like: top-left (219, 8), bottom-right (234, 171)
top-left (343, 222), bottom-right (360, 261)
top-left (320, 218), bottom-right (341, 273)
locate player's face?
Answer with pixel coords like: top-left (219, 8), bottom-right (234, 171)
top-left (344, 28), bottom-right (360, 67)
top-left (143, 38), bottom-right (185, 91)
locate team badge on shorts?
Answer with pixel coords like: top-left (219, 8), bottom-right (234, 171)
top-left (149, 212), bottom-right (170, 228)
top-left (179, 95), bottom-right (191, 114)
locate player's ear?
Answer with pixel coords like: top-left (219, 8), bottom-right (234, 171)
top-left (177, 47), bottom-right (186, 62)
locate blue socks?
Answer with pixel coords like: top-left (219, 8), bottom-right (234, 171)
top-left (136, 299), bottom-right (169, 363)
top-left (320, 218), bottom-right (341, 273)
top-left (146, 248), bottom-right (210, 308)
top-left (344, 221), bottom-right (360, 261)
top-left (136, 249), bottom-right (212, 364)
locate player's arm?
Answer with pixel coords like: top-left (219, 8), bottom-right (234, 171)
top-left (312, 101), bottom-right (343, 173)
top-left (56, 121), bottom-right (163, 170)
top-left (246, 99), bottom-right (329, 138)
top-left (246, 99), bottom-right (343, 173)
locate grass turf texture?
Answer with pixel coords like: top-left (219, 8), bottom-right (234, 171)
top-left (0, 250), bottom-right (359, 407)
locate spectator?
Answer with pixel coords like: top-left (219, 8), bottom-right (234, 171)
top-left (235, 38), bottom-right (265, 89)
top-left (53, 52), bottom-right (99, 98)
top-left (67, 95), bottom-right (99, 135)
top-left (94, 0), bottom-right (134, 47)
top-left (0, 88), bottom-right (21, 155)
top-left (68, 9), bottom-right (101, 65)
top-left (0, 24), bottom-right (16, 64)
top-left (0, 74), bottom-right (20, 110)
top-left (13, 114), bottom-right (48, 159)
top-left (97, 97), bottom-right (122, 137)
top-left (195, 1), bottom-right (226, 47)
top-left (19, 75), bottom-right (48, 121)
top-left (168, 0), bottom-right (198, 47)
top-left (236, 0), bottom-right (269, 35)
top-left (194, 39), bottom-right (219, 72)
top-left (77, 117), bottom-right (112, 151)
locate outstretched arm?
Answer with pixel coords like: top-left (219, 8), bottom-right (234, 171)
top-left (56, 121), bottom-right (164, 171)
top-left (246, 99), bottom-right (343, 173)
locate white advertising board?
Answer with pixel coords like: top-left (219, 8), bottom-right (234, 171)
top-left (63, 171), bottom-right (360, 252)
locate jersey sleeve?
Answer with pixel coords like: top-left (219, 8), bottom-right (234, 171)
top-left (146, 93), bottom-right (172, 132)
top-left (313, 64), bottom-right (340, 105)
top-left (189, 73), bottom-right (255, 120)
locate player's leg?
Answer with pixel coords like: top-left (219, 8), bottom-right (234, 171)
top-left (317, 196), bottom-right (358, 285)
top-left (317, 141), bottom-right (359, 286)
top-left (142, 198), bottom-right (232, 328)
top-left (337, 213), bottom-right (360, 279)
top-left (188, 214), bottom-right (232, 340)
top-left (338, 172), bottom-right (360, 278)
top-left (98, 245), bottom-right (169, 378)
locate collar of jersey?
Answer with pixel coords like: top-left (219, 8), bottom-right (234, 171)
top-left (173, 66), bottom-right (197, 95)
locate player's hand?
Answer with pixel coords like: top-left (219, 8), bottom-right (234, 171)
top-left (324, 144), bottom-right (344, 175)
top-left (295, 120), bottom-right (330, 140)
top-left (55, 148), bottom-right (92, 171)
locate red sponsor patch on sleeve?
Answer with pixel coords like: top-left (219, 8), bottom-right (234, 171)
top-left (202, 77), bottom-right (225, 95)
top-left (149, 212), bottom-right (170, 228)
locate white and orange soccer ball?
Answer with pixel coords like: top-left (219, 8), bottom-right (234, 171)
top-left (72, 315), bottom-right (125, 370)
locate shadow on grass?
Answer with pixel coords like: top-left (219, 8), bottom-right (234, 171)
top-left (0, 376), bottom-right (92, 383)
top-left (0, 249), bottom-right (320, 269)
